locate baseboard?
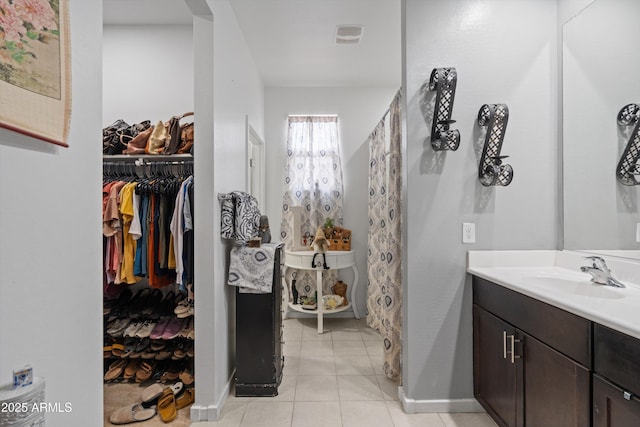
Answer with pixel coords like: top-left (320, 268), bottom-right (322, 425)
top-left (398, 387), bottom-right (484, 413)
top-left (189, 370), bottom-right (234, 421)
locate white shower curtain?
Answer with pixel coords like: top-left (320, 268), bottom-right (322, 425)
top-left (367, 90), bottom-right (402, 381)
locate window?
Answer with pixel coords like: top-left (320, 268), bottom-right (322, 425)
top-left (281, 115), bottom-right (344, 243)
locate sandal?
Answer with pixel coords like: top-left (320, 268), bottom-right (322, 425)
top-left (157, 388), bottom-right (177, 422)
top-left (135, 360), bottom-right (157, 383)
top-left (123, 358), bottom-right (141, 381)
top-left (175, 388), bottom-right (195, 410)
top-left (179, 366), bottom-right (194, 386)
top-left (111, 341), bottom-right (125, 358)
top-left (104, 358), bottom-right (128, 381)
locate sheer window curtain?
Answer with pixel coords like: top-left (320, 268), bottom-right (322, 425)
top-left (280, 115), bottom-right (344, 297)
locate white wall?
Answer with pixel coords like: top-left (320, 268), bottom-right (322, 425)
top-left (0, 2), bottom-right (103, 426)
top-left (264, 86), bottom-right (399, 318)
top-left (103, 25), bottom-right (194, 125)
top-left (208, 0), bottom-right (265, 417)
top-left (403, 0), bottom-right (558, 409)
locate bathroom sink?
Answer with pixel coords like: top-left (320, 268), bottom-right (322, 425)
top-left (521, 269), bottom-right (625, 300)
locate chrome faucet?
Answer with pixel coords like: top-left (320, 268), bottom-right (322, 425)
top-left (580, 256), bottom-right (625, 288)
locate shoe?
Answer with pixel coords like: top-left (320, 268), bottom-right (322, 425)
top-left (157, 388), bottom-right (177, 422)
top-left (162, 318), bottom-right (186, 340)
top-left (150, 339), bottom-right (166, 352)
top-left (149, 318), bottom-right (171, 340)
top-left (179, 365), bottom-right (194, 386)
top-left (135, 360), bottom-right (157, 383)
top-left (172, 341), bottom-right (188, 360)
top-left (141, 383), bottom-right (164, 404)
top-left (106, 318), bottom-right (131, 336)
top-left (175, 388), bottom-right (195, 410)
top-left (174, 299), bottom-right (190, 316)
top-left (134, 320), bottom-right (156, 338)
top-left (178, 318), bottom-right (193, 339)
top-left (123, 358), bottom-right (141, 381)
top-left (158, 291), bottom-right (177, 318)
top-left (130, 337), bottom-right (150, 359)
top-left (111, 340), bottom-right (125, 358)
top-left (123, 321), bottom-right (143, 338)
top-left (104, 358), bottom-right (128, 382)
top-left (127, 288), bottom-right (151, 319)
top-left (120, 337), bottom-right (137, 358)
top-left (141, 289), bottom-right (163, 319)
top-left (155, 342), bottom-right (175, 361)
top-left (177, 301), bottom-right (194, 319)
top-left (109, 403), bottom-right (156, 425)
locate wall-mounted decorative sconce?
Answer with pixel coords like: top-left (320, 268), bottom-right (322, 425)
top-left (616, 103), bottom-right (640, 185)
top-left (477, 104), bottom-right (513, 186)
top-left (428, 67), bottom-right (460, 151)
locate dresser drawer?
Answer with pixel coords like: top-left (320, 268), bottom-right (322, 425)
top-left (473, 276), bottom-right (592, 368)
top-left (594, 324), bottom-right (640, 396)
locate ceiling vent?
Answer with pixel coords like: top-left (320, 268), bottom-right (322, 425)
top-left (335, 25), bottom-right (364, 44)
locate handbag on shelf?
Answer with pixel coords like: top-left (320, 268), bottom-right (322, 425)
top-left (123, 126), bottom-right (153, 155)
top-left (103, 119), bottom-right (130, 155)
top-left (164, 112), bottom-right (194, 155)
top-left (104, 120), bottom-right (151, 155)
top-left (146, 120), bottom-right (169, 155)
top-left (177, 119), bottom-right (194, 154)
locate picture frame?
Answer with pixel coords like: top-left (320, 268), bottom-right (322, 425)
top-left (0, 0), bottom-right (71, 147)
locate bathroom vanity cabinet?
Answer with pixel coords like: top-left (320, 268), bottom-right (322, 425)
top-left (473, 276), bottom-right (590, 427)
top-left (592, 325), bottom-right (640, 427)
top-left (469, 250), bottom-right (640, 427)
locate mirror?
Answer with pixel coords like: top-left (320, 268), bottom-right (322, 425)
top-left (563, 0), bottom-right (640, 260)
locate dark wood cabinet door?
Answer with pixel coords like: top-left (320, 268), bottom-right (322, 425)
top-left (593, 375), bottom-right (640, 427)
top-left (474, 305), bottom-right (521, 427)
top-left (522, 331), bottom-right (590, 427)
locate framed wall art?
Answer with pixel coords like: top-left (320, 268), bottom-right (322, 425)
top-left (0, 0), bottom-right (71, 147)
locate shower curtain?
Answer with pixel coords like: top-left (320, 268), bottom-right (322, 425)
top-left (367, 90), bottom-right (402, 381)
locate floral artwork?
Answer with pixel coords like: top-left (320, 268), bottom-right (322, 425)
top-left (0, 0), bottom-right (69, 146)
top-left (0, 0), bottom-right (61, 99)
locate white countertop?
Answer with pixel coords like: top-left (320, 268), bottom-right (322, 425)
top-left (467, 250), bottom-right (640, 340)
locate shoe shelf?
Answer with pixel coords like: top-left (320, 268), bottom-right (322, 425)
top-left (103, 285), bottom-right (195, 386)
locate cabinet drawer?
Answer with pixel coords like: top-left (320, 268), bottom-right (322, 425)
top-left (473, 276), bottom-right (591, 368)
top-left (593, 374), bottom-right (640, 427)
top-left (594, 324), bottom-right (640, 396)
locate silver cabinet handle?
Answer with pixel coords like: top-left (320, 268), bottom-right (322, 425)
top-left (508, 334), bottom-right (521, 364)
top-left (503, 331), bottom-right (507, 359)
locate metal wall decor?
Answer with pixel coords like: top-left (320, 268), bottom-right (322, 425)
top-left (616, 103), bottom-right (640, 185)
top-left (477, 104), bottom-right (513, 186)
top-left (428, 67), bottom-right (460, 151)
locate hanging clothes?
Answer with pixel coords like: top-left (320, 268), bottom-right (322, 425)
top-left (101, 161), bottom-right (194, 292)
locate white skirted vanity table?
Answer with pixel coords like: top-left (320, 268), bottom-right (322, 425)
top-left (283, 250), bottom-right (360, 334)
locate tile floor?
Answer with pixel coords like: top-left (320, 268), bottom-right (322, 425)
top-left (193, 317), bottom-right (497, 427)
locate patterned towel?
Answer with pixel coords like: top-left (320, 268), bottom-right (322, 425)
top-left (228, 243), bottom-right (283, 294)
top-left (218, 191), bottom-right (261, 244)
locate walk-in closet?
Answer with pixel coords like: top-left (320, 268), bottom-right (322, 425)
top-left (101, 4), bottom-right (199, 424)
